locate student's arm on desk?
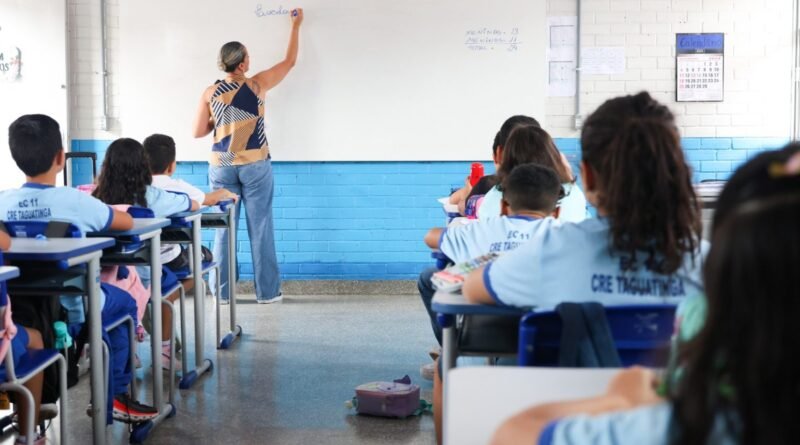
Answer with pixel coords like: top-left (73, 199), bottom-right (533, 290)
top-left (0, 231), bottom-right (10, 250)
top-left (109, 209), bottom-right (134, 231)
top-left (463, 266), bottom-right (495, 304)
top-left (424, 228), bottom-right (444, 249)
top-left (490, 368), bottom-right (662, 445)
top-left (189, 199), bottom-right (201, 212)
top-left (203, 188), bottom-right (239, 206)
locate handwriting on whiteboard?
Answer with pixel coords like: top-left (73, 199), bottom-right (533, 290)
top-left (465, 28), bottom-right (521, 52)
top-left (254, 4), bottom-right (290, 17)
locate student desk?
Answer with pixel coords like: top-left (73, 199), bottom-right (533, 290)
top-left (432, 291), bottom-right (525, 377)
top-left (432, 291), bottom-right (526, 435)
top-left (0, 266), bottom-right (19, 282)
top-left (197, 201), bottom-right (241, 350)
top-left (89, 218), bottom-right (173, 444)
top-left (445, 367), bottom-right (620, 445)
top-left (162, 207), bottom-right (216, 391)
top-left (5, 237), bottom-right (115, 445)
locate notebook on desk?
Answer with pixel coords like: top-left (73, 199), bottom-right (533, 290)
top-left (432, 252), bottom-right (501, 293)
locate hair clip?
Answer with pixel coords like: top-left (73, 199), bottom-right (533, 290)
top-left (768, 153), bottom-right (800, 178)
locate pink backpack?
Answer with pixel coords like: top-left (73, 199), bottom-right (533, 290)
top-left (346, 375), bottom-right (431, 418)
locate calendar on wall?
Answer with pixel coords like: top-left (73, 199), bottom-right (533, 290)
top-left (676, 33), bottom-right (724, 102)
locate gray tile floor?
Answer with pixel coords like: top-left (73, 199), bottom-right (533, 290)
top-left (3, 293), bottom-right (437, 445)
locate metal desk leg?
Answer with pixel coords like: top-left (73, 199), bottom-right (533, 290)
top-left (87, 256), bottom-right (106, 445)
top-left (220, 206), bottom-right (242, 349)
top-left (179, 218), bottom-right (213, 389)
top-left (437, 313), bottom-right (457, 445)
top-left (130, 232), bottom-right (175, 444)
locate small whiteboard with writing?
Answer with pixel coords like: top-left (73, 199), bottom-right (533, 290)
top-left (0, 0), bottom-right (67, 190)
top-left (119, 1), bottom-right (546, 162)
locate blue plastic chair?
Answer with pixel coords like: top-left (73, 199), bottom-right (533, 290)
top-left (0, 252), bottom-right (70, 445)
top-left (3, 221), bottom-right (139, 409)
top-left (518, 304), bottom-right (676, 367)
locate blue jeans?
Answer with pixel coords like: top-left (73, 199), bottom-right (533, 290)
top-left (209, 159), bottom-right (281, 301)
top-left (100, 283), bottom-right (138, 424)
top-left (418, 267), bottom-right (442, 345)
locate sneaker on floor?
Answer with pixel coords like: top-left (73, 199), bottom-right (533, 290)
top-left (15, 433), bottom-right (46, 445)
top-left (420, 363), bottom-right (435, 381)
top-left (219, 298), bottom-right (230, 306)
top-left (257, 294), bottom-right (283, 304)
top-left (112, 394), bottom-right (158, 424)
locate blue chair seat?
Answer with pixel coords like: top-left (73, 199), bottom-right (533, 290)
top-left (0, 349), bottom-right (62, 380)
top-left (170, 261), bottom-right (218, 281)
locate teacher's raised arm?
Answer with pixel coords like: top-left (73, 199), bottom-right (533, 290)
top-left (193, 7), bottom-right (304, 305)
top-left (253, 8), bottom-right (303, 93)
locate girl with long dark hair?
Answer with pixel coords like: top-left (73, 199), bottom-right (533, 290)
top-left (93, 137), bottom-right (199, 370)
top-left (489, 145), bottom-right (800, 445)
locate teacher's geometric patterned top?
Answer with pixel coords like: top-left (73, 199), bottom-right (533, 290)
top-left (209, 77), bottom-right (270, 166)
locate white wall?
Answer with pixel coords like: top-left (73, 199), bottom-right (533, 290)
top-left (69, 0), bottom-right (795, 142)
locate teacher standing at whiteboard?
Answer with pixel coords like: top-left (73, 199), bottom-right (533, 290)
top-left (192, 8), bottom-right (303, 304)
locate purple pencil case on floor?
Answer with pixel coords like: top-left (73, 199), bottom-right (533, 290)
top-left (353, 375), bottom-right (421, 418)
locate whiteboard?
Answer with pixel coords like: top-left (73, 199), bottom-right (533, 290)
top-left (0, 0), bottom-right (67, 189)
top-left (119, 0), bottom-right (546, 162)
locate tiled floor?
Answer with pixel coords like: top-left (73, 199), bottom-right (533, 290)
top-left (2, 293), bottom-right (437, 445)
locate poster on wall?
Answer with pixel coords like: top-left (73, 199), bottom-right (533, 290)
top-left (0, 2), bottom-right (67, 190)
top-left (676, 33), bottom-right (724, 102)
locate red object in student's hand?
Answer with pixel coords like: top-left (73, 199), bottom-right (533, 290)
top-left (469, 163), bottom-right (484, 186)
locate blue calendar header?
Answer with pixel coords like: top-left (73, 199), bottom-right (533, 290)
top-left (676, 33), bottom-right (724, 54)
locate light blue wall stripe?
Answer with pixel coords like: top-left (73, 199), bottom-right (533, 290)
top-left (69, 137), bottom-right (789, 280)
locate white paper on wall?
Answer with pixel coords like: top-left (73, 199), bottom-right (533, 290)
top-left (546, 16), bottom-right (577, 97)
top-left (581, 47), bottom-right (625, 75)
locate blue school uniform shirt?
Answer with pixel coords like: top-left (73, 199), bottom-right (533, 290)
top-left (143, 185), bottom-right (191, 217)
top-left (0, 183), bottom-right (115, 322)
top-left (0, 183), bottom-right (113, 233)
top-left (439, 216), bottom-right (558, 263)
top-left (539, 403), bottom-right (736, 445)
top-left (477, 184), bottom-right (589, 223)
top-left (484, 218), bottom-right (708, 309)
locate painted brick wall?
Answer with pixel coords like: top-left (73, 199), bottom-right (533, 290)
top-left (63, 0), bottom-right (794, 279)
top-left (545, 0), bottom-right (794, 139)
top-left (70, 137), bottom-right (787, 280)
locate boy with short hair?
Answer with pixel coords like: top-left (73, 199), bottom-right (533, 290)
top-left (0, 114), bottom-right (157, 424)
top-left (143, 133), bottom-right (238, 206)
top-left (419, 163), bottom-right (563, 346)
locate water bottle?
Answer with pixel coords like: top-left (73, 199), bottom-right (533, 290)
top-left (54, 321), bottom-right (73, 350)
top-left (469, 162), bottom-right (484, 186)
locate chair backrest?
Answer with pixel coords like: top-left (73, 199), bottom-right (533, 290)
top-left (518, 303), bottom-right (676, 367)
top-left (1, 220), bottom-right (82, 239)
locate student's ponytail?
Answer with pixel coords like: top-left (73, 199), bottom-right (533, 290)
top-left (581, 92), bottom-right (700, 274)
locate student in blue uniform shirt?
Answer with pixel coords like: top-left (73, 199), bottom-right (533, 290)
top-left (462, 93), bottom-right (707, 310)
top-left (0, 114), bottom-right (157, 424)
top-left (448, 115), bottom-right (540, 215)
top-left (422, 93), bottom-right (707, 444)
top-left (477, 125), bottom-right (588, 223)
top-left (92, 138), bottom-right (198, 217)
top-left (92, 137), bottom-right (201, 370)
top-left (490, 147), bottom-right (800, 445)
top-left (0, 229), bottom-right (48, 445)
top-left (418, 164), bottom-right (562, 345)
